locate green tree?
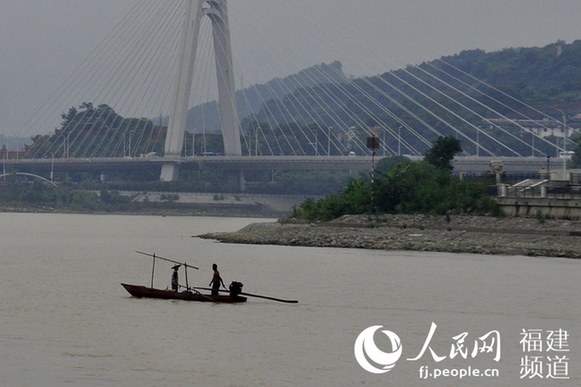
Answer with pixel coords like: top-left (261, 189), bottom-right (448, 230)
top-left (21, 179), bottom-right (57, 204)
top-left (375, 155), bottom-right (411, 173)
top-left (291, 137), bottom-right (498, 221)
top-left (375, 161), bottom-right (450, 213)
top-left (424, 136), bottom-right (462, 172)
top-left (291, 178), bottom-right (371, 221)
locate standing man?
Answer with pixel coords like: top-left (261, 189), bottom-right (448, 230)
top-left (209, 263), bottom-right (225, 295)
top-left (171, 265), bottom-right (180, 291)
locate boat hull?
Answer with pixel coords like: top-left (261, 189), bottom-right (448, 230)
top-left (121, 283), bottom-right (247, 303)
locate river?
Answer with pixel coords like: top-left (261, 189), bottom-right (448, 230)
top-left (0, 213), bottom-right (579, 386)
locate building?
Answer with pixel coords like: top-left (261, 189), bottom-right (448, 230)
top-left (485, 118), bottom-right (580, 139)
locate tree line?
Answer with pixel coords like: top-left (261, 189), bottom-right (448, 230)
top-left (291, 136), bottom-right (501, 221)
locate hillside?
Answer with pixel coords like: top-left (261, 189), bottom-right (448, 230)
top-left (8, 41), bottom-right (581, 158)
top-left (249, 40), bottom-right (581, 157)
top-left (185, 61), bottom-right (348, 133)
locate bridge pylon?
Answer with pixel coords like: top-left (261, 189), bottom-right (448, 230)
top-left (160, 0), bottom-right (241, 182)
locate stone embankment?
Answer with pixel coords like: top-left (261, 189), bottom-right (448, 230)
top-left (197, 214), bottom-right (581, 259)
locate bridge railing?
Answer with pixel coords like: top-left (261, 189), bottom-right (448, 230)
top-left (492, 185), bottom-right (581, 199)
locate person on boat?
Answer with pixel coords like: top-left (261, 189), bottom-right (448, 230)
top-left (209, 263), bottom-right (225, 295)
top-left (171, 265), bottom-right (180, 291)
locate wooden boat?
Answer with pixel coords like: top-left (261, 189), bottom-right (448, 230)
top-left (123, 251), bottom-right (297, 304)
top-left (121, 283), bottom-right (247, 303)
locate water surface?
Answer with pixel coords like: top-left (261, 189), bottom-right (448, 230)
top-left (0, 213), bottom-right (579, 386)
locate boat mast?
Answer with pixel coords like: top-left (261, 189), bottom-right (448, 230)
top-left (150, 254), bottom-right (156, 289)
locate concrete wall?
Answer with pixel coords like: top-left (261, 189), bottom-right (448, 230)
top-left (496, 197), bottom-right (581, 219)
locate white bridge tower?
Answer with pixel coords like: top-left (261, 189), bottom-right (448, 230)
top-left (160, 0), bottom-right (240, 181)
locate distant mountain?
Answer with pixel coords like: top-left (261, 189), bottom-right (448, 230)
top-left (253, 41), bottom-right (581, 127)
top-left (155, 40), bottom-right (581, 159)
top-left (433, 40), bottom-right (581, 109)
top-left (243, 40), bottom-right (581, 157)
top-left (185, 60), bottom-right (348, 133)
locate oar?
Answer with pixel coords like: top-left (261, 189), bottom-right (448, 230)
top-left (191, 287), bottom-right (298, 304)
top-left (136, 250), bottom-right (199, 270)
top-left (240, 291), bottom-right (298, 304)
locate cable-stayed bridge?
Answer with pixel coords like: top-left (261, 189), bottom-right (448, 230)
top-left (2, 155), bottom-right (557, 180)
top-left (6, 0), bottom-right (576, 187)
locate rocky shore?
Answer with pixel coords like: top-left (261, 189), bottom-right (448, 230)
top-left (198, 214), bottom-right (581, 259)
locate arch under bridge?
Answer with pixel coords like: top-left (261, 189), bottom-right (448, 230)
top-left (0, 172), bottom-right (58, 187)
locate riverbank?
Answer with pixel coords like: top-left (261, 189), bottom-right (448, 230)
top-left (197, 214), bottom-right (581, 258)
top-left (0, 193), bottom-right (305, 218)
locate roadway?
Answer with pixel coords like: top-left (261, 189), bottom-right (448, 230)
top-left (2, 155), bottom-right (557, 178)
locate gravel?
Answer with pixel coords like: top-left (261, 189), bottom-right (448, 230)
top-left (197, 214), bottom-right (581, 259)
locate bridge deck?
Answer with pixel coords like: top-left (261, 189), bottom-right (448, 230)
top-left (3, 155), bottom-right (557, 173)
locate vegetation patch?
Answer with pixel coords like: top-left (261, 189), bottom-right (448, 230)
top-left (291, 136), bottom-right (501, 222)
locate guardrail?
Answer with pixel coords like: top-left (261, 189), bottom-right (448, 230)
top-left (492, 185), bottom-right (581, 199)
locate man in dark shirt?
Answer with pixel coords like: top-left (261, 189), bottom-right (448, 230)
top-left (171, 265), bottom-right (180, 291)
top-left (209, 263), bottom-right (225, 295)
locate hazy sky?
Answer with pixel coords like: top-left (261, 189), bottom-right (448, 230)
top-left (2, 0), bottom-right (581, 135)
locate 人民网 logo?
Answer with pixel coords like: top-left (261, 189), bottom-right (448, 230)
top-left (354, 325), bottom-right (403, 374)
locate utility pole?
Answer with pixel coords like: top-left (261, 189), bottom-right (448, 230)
top-left (555, 108), bottom-right (567, 180)
top-left (366, 135), bottom-right (380, 214)
top-left (327, 126), bottom-right (331, 156)
top-left (398, 126), bottom-right (402, 156)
